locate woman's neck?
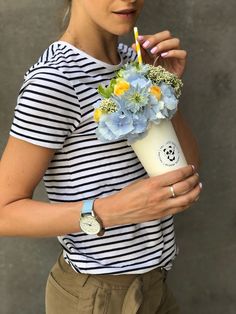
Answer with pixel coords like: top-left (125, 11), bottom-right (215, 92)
top-left (60, 30), bottom-right (120, 65)
top-left (60, 10), bottom-right (121, 65)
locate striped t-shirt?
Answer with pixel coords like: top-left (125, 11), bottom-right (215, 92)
top-left (10, 41), bottom-right (177, 274)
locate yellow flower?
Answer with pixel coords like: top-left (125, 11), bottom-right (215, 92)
top-left (150, 86), bottom-right (162, 100)
top-left (114, 80), bottom-right (130, 96)
top-left (94, 108), bottom-right (103, 122)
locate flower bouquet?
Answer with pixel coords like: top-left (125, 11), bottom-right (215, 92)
top-left (93, 29), bottom-right (187, 176)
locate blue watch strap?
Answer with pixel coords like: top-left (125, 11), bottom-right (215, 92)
top-left (81, 199), bottom-right (95, 214)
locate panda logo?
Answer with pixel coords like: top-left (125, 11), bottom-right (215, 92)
top-left (158, 141), bottom-right (180, 166)
top-left (163, 144), bottom-right (176, 162)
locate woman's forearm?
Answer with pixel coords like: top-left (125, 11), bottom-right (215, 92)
top-left (0, 196), bottom-right (117, 237)
top-left (0, 198), bottom-right (83, 237)
top-left (0, 165), bottom-right (201, 238)
top-left (172, 110), bottom-right (200, 170)
top-left (0, 116), bottom-right (200, 238)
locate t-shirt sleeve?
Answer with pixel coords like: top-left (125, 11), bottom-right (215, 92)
top-left (10, 67), bottom-right (81, 150)
top-left (118, 43), bottom-right (137, 63)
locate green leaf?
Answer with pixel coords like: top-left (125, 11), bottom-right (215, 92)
top-left (98, 85), bottom-right (111, 98)
top-left (134, 61), bottom-right (140, 70)
top-left (110, 78), bottom-right (117, 90)
top-left (117, 69), bottom-right (124, 78)
top-left (98, 78), bottom-right (117, 98)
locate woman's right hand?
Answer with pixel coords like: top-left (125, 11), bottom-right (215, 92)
top-left (96, 165), bottom-right (201, 227)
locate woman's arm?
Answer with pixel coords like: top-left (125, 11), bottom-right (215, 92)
top-left (0, 136), bottom-right (201, 238)
top-left (133, 31), bottom-right (200, 170)
top-left (0, 136), bottom-right (84, 237)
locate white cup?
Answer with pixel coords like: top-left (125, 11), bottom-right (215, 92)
top-left (131, 119), bottom-right (187, 176)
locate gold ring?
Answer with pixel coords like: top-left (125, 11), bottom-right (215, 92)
top-left (170, 185), bottom-right (176, 198)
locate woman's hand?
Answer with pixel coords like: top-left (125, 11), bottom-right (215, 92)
top-left (132, 30), bottom-right (187, 78)
top-left (96, 165), bottom-right (202, 227)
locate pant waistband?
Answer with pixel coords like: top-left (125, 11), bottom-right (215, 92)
top-left (56, 252), bottom-right (167, 288)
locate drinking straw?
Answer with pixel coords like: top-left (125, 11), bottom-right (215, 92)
top-left (133, 27), bottom-right (143, 65)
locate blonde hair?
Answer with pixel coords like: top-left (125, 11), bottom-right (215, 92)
top-left (62, 0), bottom-right (72, 30)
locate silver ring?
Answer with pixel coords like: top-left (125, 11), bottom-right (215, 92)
top-left (170, 185), bottom-right (176, 198)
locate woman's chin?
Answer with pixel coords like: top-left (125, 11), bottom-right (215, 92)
top-left (112, 24), bottom-right (137, 36)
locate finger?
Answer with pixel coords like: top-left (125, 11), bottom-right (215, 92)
top-left (131, 43), bottom-right (153, 64)
top-left (165, 181), bottom-right (202, 209)
top-left (164, 193), bottom-right (200, 217)
top-left (132, 42), bottom-right (151, 57)
top-left (137, 30), bottom-right (173, 49)
top-left (153, 165), bottom-right (195, 187)
top-left (163, 173), bottom-right (199, 199)
top-left (160, 50), bottom-right (187, 60)
top-left (167, 173), bottom-right (200, 198)
top-left (149, 38), bottom-right (181, 55)
top-left (163, 205), bottom-right (189, 217)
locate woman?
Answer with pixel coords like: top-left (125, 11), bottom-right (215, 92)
top-left (0, 0), bottom-right (201, 313)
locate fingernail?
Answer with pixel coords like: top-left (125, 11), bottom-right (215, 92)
top-left (138, 35), bottom-right (144, 41)
top-left (196, 173), bottom-right (199, 177)
top-left (195, 196), bottom-right (200, 202)
top-left (150, 47), bottom-right (158, 54)
top-left (191, 164), bottom-right (195, 172)
top-left (161, 52), bottom-right (168, 57)
top-left (143, 40), bottom-right (150, 48)
top-left (199, 182), bottom-right (203, 189)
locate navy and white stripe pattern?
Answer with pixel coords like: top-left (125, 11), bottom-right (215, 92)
top-left (10, 41), bottom-right (177, 274)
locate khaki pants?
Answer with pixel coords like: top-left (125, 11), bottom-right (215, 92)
top-left (45, 252), bottom-right (180, 314)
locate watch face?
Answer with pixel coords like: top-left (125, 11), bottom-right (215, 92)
top-left (80, 215), bottom-right (101, 235)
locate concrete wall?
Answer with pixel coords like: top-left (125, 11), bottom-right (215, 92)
top-left (0, 0), bottom-right (235, 313)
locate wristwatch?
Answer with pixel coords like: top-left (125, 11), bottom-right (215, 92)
top-left (79, 199), bottom-right (105, 236)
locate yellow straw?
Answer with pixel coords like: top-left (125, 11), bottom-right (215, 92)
top-left (133, 27), bottom-right (143, 65)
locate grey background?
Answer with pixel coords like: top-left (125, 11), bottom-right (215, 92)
top-left (0, 0), bottom-right (235, 313)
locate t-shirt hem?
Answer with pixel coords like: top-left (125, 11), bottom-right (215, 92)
top-left (9, 131), bottom-right (62, 150)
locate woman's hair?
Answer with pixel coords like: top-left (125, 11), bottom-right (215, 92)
top-left (62, 0), bottom-right (72, 30)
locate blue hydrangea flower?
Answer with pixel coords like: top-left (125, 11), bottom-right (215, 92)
top-left (160, 83), bottom-right (178, 110)
top-left (122, 82), bottom-right (150, 114)
top-left (96, 115), bottom-right (117, 142)
top-left (131, 112), bottom-right (148, 134)
top-left (127, 128), bottom-right (149, 144)
top-left (98, 112), bottom-right (134, 139)
top-left (95, 63), bottom-right (182, 143)
top-left (151, 83), bottom-right (178, 119)
top-left (120, 63), bottom-right (149, 83)
top-left (147, 95), bottom-right (162, 123)
top-left (129, 76), bottom-right (151, 89)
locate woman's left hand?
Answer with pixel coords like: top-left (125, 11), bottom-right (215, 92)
top-left (132, 30), bottom-right (187, 78)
